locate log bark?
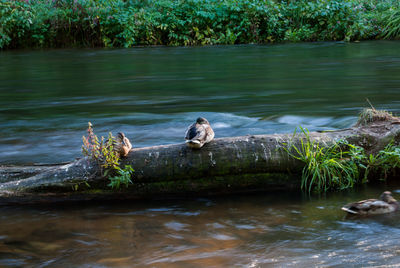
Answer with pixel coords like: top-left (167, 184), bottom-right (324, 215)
top-left (1, 118), bottom-right (399, 204)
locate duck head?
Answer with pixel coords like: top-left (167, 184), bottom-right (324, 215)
top-left (115, 132), bottom-right (132, 157)
top-left (117, 132), bottom-right (126, 145)
top-left (196, 117), bottom-right (210, 125)
top-left (380, 191), bottom-right (397, 204)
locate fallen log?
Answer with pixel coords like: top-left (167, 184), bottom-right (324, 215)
top-left (0, 163), bottom-right (68, 182)
top-left (1, 110), bottom-right (400, 204)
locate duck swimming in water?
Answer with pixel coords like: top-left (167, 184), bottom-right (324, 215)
top-left (185, 117), bottom-right (215, 149)
top-left (341, 191), bottom-right (398, 215)
top-left (114, 132), bottom-right (132, 157)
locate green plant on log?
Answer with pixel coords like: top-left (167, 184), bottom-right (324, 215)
top-left (365, 143), bottom-right (400, 179)
top-left (284, 123), bottom-right (400, 193)
top-left (107, 165), bottom-right (134, 189)
top-left (283, 127), bottom-right (361, 193)
top-left (82, 122), bottom-right (120, 172)
top-left (72, 180), bottom-right (91, 191)
top-left (82, 122), bottom-right (134, 189)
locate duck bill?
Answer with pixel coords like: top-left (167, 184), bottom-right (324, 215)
top-left (185, 140), bottom-right (202, 149)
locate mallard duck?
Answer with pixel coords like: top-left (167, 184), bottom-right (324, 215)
top-left (185, 117), bottom-right (215, 149)
top-left (341, 191), bottom-right (398, 215)
top-left (114, 132), bottom-right (132, 157)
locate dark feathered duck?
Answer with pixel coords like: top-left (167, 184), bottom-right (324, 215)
top-left (185, 117), bottom-right (215, 149)
top-left (113, 132), bottom-right (132, 157)
top-left (341, 191), bottom-right (398, 215)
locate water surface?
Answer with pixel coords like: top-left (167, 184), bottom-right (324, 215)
top-left (1, 41), bottom-right (400, 267)
top-left (1, 185), bottom-right (400, 267)
top-left (1, 41), bottom-right (400, 164)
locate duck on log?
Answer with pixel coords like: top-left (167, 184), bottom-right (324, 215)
top-left (1, 109), bottom-right (400, 204)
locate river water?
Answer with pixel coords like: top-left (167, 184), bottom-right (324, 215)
top-left (2, 186), bottom-right (400, 267)
top-left (1, 41), bottom-right (400, 164)
top-left (1, 41), bottom-right (400, 266)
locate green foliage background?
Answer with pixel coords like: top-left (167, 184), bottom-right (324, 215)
top-left (1, 0), bottom-right (400, 49)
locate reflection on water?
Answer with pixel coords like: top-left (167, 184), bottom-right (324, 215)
top-left (1, 184), bottom-right (400, 267)
top-left (1, 41), bottom-right (400, 164)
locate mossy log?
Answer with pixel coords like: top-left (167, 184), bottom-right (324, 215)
top-left (1, 114), bottom-right (400, 204)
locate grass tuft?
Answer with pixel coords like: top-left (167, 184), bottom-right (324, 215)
top-left (283, 127), bottom-right (362, 193)
top-left (283, 126), bottom-right (400, 194)
top-left (356, 108), bottom-right (396, 126)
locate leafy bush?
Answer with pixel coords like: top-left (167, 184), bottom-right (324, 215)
top-left (381, 9), bottom-right (400, 39)
top-left (1, 0), bottom-right (399, 49)
top-left (82, 122), bottom-right (120, 173)
top-left (82, 122), bottom-right (134, 189)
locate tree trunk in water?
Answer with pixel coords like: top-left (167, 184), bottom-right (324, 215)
top-left (0, 118), bottom-right (399, 204)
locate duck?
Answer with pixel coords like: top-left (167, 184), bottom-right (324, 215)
top-left (341, 191), bottom-right (398, 215)
top-left (114, 132), bottom-right (132, 157)
top-left (185, 117), bottom-right (215, 149)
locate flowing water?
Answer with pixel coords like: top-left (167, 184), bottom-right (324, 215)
top-left (2, 186), bottom-right (400, 267)
top-left (1, 41), bottom-right (400, 164)
top-left (1, 41), bottom-right (400, 266)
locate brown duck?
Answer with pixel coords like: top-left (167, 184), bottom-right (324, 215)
top-left (185, 117), bottom-right (215, 149)
top-left (114, 132), bottom-right (132, 157)
top-left (341, 191), bottom-right (398, 215)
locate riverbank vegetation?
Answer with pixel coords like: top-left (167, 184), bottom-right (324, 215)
top-left (1, 0), bottom-right (400, 49)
